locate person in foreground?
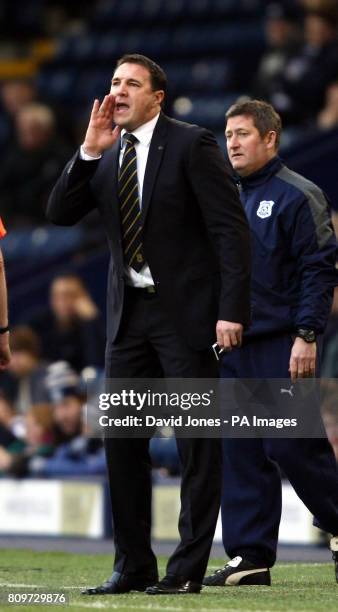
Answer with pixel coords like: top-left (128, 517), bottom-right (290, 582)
top-left (0, 217), bottom-right (10, 370)
top-left (203, 100), bottom-right (338, 587)
top-left (47, 54), bottom-right (251, 595)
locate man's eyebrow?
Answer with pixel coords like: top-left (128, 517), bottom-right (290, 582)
top-left (111, 77), bottom-right (142, 84)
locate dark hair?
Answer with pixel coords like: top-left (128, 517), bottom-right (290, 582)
top-left (51, 272), bottom-right (85, 289)
top-left (10, 325), bottom-right (41, 358)
top-left (27, 403), bottom-right (54, 433)
top-left (225, 99), bottom-right (282, 149)
top-left (0, 392), bottom-right (14, 411)
top-left (115, 53), bottom-right (167, 99)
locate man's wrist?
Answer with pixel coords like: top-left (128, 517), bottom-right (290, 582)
top-left (295, 328), bottom-right (316, 343)
top-left (81, 144), bottom-right (103, 159)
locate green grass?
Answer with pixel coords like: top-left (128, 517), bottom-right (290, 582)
top-left (0, 549), bottom-right (337, 611)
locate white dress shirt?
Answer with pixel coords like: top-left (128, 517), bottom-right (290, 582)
top-left (80, 112), bottom-right (160, 287)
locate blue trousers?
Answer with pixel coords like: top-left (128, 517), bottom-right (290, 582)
top-left (221, 333), bottom-right (338, 567)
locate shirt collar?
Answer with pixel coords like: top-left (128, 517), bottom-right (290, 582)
top-left (121, 112), bottom-right (160, 147)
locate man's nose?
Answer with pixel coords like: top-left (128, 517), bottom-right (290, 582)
top-left (112, 83), bottom-right (127, 96)
top-left (229, 135), bottom-right (239, 148)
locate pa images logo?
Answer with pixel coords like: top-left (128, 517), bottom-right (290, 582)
top-left (257, 200), bottom-right (275, 219)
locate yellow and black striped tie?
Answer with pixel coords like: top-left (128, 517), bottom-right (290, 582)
top-left (118, 133), bottom-right (145, 272)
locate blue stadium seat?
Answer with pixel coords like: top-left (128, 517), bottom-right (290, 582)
top-left (50, 19), bottom-right (263, 67)
top-left (91, 0), bottom-right (120, 27)
top-left (214, 130), bottom-right (227, 155)
top-left (164, 60), bottom-right (233, 94)
top-left (2, 227), bottom-right (84, 264)
top-left (95, 32), bottom-right (122, 60)
top-left (210, 0), bottom-right (264, 18)
top-left (54, 34), bottom-right (97, 62)
top-left (172, 93), bottom-right (241, 129)
top-left (92, 0), bottom-right (265, 27)
top-left (37, 69), bottom-right (78, 102)
top-left (0, 113), bottom-right (10, 147)
top-left (168, 22), bottom-right (264, 55)
top-left (76, 70), bottom-right (113, 102)
top-left (160, 0), bottom-right (187, 23)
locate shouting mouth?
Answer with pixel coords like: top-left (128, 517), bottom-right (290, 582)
top-left (115, 102), bottom-right (130, 113)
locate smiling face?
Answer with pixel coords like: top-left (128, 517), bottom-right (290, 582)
top-left (110, 62), bottom-right (164, 131)
top-left (225, 115), bottom-right (277, 177)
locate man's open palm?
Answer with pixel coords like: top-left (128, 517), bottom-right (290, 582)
top-left (83, 94), bottom-right (121, 156)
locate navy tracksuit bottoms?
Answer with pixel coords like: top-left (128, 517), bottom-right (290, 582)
top-left (221, 333), bottom-right (338, 567)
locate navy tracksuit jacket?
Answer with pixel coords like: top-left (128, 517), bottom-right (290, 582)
top-left (221, 156), bottom-right (338, 567)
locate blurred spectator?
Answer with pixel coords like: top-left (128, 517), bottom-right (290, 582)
top-left (301, 0), bottom-right (338, 11)
top-left (0, 403), bottom-right (54, 477)
top-left (42, 361), bottom-right (179, 477)
top-left (0, 326), bottom-right (49, 413)
top-left (0, 393), bottom-right (25, 440)
top-left (0, 231), bottom-right (10, 370)
top-left (332, 211), bottom-right (338, 240)
top-left (0, 77), bottom-right (79, 149)
top-left (317, 80), bottom-right (338, 129)
top-left (0, 79), bottom-right (36, 117)
top-left (0, 423), bottom-right (24, 454)
top-left (322, 285), bottom-right (338, 377)
top-left (0, 102), bottom-right (71, 227)
top-left (0, 393), bottom-right (25, 454)
top-left (45, 361), bottom-right (86, 442)
top-left (150, 435), bottom-right (180, 476)
top-left (253, 2), bottom-right (303, 101)
top-left (32, 361), bottom-right (106, 476)
top-left (266, 6), bottom-right (338, 125)
top-left (0, 78), bottom-right (37, 147)
top-left (31, 274), bottom-right (105, 372)
top-left (322, 395), bottom-right (338, 462)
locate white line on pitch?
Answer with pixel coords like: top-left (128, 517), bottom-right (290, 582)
top-left (0, 583), bottom-right (80, 588)
top-left (68, 604), bottom-right (288, 612)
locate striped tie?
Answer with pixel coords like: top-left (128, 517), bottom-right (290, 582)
top-left (118, 133), bottom-right (145, 272)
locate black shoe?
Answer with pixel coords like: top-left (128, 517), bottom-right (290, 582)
top-left (330, 536), bottom-right (338, 583)
top-left (146, 575), bottom-right (201, 595)
top-left (203, 556), bottom-right (271, 586)
top-left (82, 571), bottom-right (158, 595)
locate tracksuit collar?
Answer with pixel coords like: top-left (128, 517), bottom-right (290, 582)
top-left (235, 156), bottom-right (283, 190)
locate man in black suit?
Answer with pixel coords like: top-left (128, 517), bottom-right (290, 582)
top-left (47, 54), bottom-right (251, 595)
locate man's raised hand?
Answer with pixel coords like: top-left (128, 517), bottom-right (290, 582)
top-left (83, 94), bottom-right (121, 157)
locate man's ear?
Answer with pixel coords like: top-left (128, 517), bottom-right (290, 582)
top-left (265, 130), bottom-right (277, 150)
top-left (154, 90), bottom-right (165, 107)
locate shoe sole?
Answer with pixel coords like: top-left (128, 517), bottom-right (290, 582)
top-left (82, 582), bottom-right (157, 595)
top-left (238, 572), bottom-right (271, 586)
top-left (203, 570), bottom-right (271, 587)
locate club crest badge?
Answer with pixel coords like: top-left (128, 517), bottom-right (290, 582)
top-left (257, 200), bottom-right (275, 219)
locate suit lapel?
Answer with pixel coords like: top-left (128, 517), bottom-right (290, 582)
top-left (99, 140), bottom-right (121, 230)
top-left (141, 113), bottom-right (168, 223)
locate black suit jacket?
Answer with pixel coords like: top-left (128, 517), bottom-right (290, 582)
top-left (47, 113), bottom-right (251, 350)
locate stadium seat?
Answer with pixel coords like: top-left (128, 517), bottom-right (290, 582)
top-left (172, 93), bottom-right (241, 129)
